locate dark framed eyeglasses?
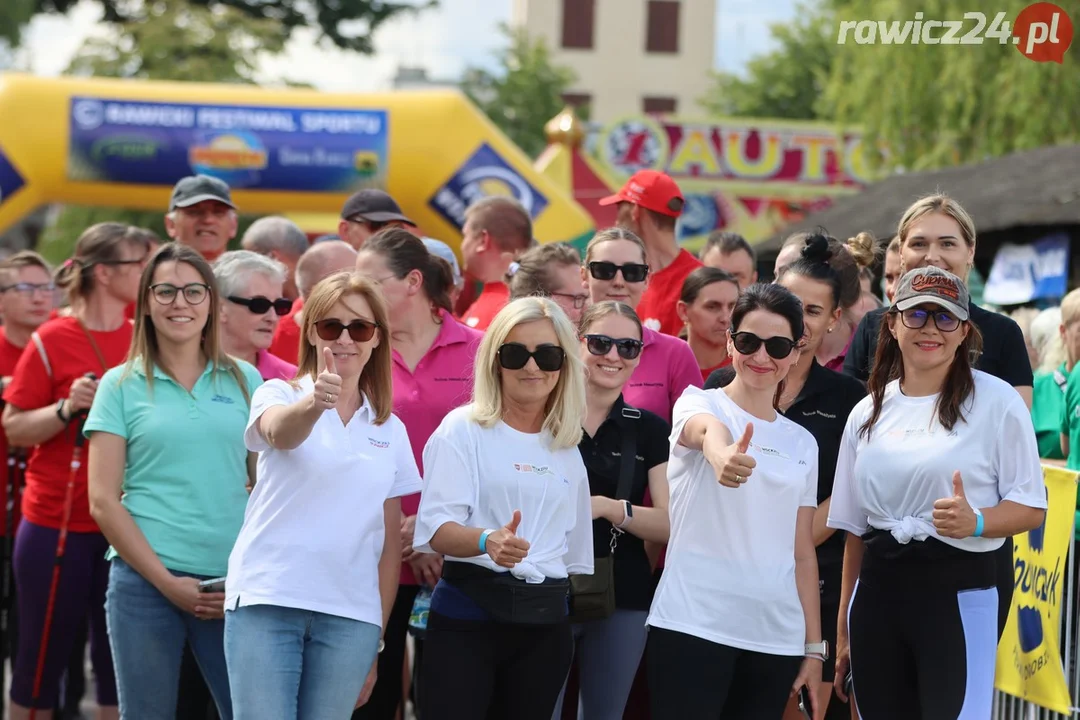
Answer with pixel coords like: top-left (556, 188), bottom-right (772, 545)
top-left (314, 318), bottom-right (379, 343)
top-left (583, 334), bottom-right (643, 360)
top-left (497, 343), bottom-right (565, 372)
top-left (731, 331), bottom-right (797, 359)
top-left (0, 282), bottom-right (56, 296)
top-left (587, 261), bottom-right (649, 284)
top-left (150, 283), bottom-right (210, 306)
top-left (228, 295), bottom-right (293, 316)
top-left (101, 255), bottom-right (149, 267)
top-left (897, 308), bottom-right (961, 332)
top-left (550, 292), bottom-right (589, 309)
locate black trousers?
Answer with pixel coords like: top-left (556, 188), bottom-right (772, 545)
top-left (996, 537), bottom-right (1013, 638)
top-left (352, 584), bottom-right (420, 720)
top-left (848, 533), bottom-right (998, 720)
top-left (420, 611), bottom-right (573, 720)
top-left (647, 627), bottom-right (802, 720)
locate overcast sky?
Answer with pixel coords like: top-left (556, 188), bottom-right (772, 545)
top-left (15, 0), bottom-right (799, 91)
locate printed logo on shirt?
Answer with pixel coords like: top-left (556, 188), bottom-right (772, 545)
top-left (643, 318), bottom-right (662, 331)
top-left (801, 409), bottom-right (836, 419)
top-left (754, 445), bottom-right (792, 461)
top-left (514, 463), bottom-right (554, 477)
top-left (434, 377), bottom-right (470, 383)
top-left (628, 381), bottom-right (664, 389)
top-left (612, 451), bottom-right (646, 462)
top-left (465, 317), bottom-right (480, 328)
top-left (368, 437), bottom-right (389, 449)
top-left (210, 395), bottom-right (235, 404)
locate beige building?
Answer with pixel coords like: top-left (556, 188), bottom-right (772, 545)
top-left (510, 0), bottom-right (716, 123)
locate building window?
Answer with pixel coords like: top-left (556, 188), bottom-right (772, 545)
top-left (561, 0), bottom-right (596, 49)
top-left (643, 96), bottom-right (678, 114)
top-left (646, 0), bottom-right (681, 54)
top-left (561, 93), bottom-right (592, 110)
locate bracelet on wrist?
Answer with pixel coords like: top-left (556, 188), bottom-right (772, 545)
top-left (973, 508), bottom-right (985, 538)
top-left (478, 528), bottom-right (495, 553)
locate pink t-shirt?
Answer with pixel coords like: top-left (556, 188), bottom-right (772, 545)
top-left (623, 327), bottom-right (703, 423)
top-left (255, 350), bottom-right (298, 382)
top-left (392, 310), bottom-right (482, 585)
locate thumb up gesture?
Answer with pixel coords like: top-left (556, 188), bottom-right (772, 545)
top-left (932, 471), bottom-right (978, 538)
top-left (484, 510), bottom-right (531, 568)
top-left (313, 347), bottom-right (343, 411)
top-left (703, 422), bottom-right (757, 489)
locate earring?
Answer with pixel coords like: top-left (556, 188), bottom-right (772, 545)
top-left (827, 327), bottom-right (834, 333)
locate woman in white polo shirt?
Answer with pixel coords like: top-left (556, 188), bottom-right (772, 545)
top-left (224, 271), bottom-right (423, 719)
top-left (828, 267), bottom-right (1046, 719)
top-left (648, 282), bottom-right (826, 720)
top-left (413, 296), bottom-right (593, 720)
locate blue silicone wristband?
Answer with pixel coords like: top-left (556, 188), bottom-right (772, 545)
top-left (973, 511), bottom-right (985, 538)
top-left (479, 529), bottom-right (494, 553)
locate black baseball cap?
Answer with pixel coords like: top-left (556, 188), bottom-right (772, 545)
top-left (169, 175), bottom-right (235, 211)
top-left (341, 189), bottom-right (413, 225)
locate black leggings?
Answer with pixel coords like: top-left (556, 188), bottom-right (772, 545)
top-left (419, 611), bottom-right (572, 720)
top-left (647, 627), bottom-right (802, 720)
top-left (848, 534), bottom-right (998, 720)
top-left (996, 537), bottom-right (1013, 638)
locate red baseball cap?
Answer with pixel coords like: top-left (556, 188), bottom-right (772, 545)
top-left (599, 170), bottom-right (684, 218)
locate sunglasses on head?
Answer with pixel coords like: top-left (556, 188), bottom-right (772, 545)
top-left (587, 261), bottom-right (649, 284)
top-left (228, 295), bottom-right (293, 316)
top-left (497, 343), bottom-right (565, 372)
top-left (583, 334), bottom-right (643, 360)
top-left (897, 307), bottom-right (961, 332)
top-left (314, 318), bottom-right (379, 343)
top-left (731, 331), bottom-right (797, 359)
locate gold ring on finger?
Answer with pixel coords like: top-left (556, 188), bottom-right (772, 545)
top-left (735, 475), bottom-right (744, 483)
top-left (325, 392), bottom-right (333, 403)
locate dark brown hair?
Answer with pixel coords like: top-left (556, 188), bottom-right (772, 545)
top-left (508, 243), bottom-right (582, 300)
top-left (361, 228), bottom-right (454, 318)
top-left (578, 300), bottom-right (642, 339)
top-left (859, 312), bottom-right (984, 439)
top-left (55, 222), bottom-right (151, 306)
top-left (679, 266), bottom-right (738, 305)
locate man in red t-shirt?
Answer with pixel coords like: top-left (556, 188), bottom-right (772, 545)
top-left (268, 240), bottom-right (358, 364)
top-left (164, 175), bottom-right (238, 263)
top-left (0, 252), bottom-right (54, 539)
top-left (599, 170), bottom-right (702, 337)
top-left (459, 197), bottom-right (533, 331)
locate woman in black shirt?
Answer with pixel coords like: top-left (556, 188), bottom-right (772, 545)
top-left (706, 234), bottom-right (866, 720)
top-left (553, 301), bottom-right (671, 720)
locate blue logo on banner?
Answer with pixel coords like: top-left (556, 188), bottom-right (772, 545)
top-left (1031, 234), bottom-right (1070, 301)
top-left (1017, 513), bottom-right (1050, 653)
top-left (428, 143), bottom-right (548, 230)
top-left (0, 147), bottom-right (26, 208)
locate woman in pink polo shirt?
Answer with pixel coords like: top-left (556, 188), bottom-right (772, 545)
top-left (582, 228), bottom-right (701, 423)
top-left (354, 228), bottom-right (482, 720)
top-left (214, 251), bottom-right (298, 381)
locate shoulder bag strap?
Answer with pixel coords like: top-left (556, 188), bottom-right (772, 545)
top-left (75, 319), bottom-right (108, 376)
top-left (30, 332), bottom-right (52, 380)
top-left (609, 407), bottom-right (640, 554)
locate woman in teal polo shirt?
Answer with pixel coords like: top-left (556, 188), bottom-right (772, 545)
top-left (85, 243), bottom-right (262, 719)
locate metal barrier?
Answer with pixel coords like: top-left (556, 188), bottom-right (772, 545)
top-left (993, 534), bottom-right (1079, 719)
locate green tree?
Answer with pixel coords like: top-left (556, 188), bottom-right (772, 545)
top-left (461, 23), bottom-right (579, 158)
top-left (2, 0), bottom-right (430, 53)
top-left (824, 0), bottom-right (1080, 170)
top-left (699, 3), bottom-right (836, 121)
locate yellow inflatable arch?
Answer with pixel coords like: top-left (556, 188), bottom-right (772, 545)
top-left (0, 74), bottom-right (595, 250)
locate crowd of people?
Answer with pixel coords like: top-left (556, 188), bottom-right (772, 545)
top-left (0, 164), bottom-right (1065, 720)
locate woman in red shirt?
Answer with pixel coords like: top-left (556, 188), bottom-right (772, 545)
top-left (2, 222), bottom-right (149, 719)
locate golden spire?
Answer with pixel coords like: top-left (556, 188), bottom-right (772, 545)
top-left (544, 105), bottom-right (585, 148)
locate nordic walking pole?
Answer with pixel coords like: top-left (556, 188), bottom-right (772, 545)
top-left (1, 445), bottom-right (16, 720)
top-left (28, 373), bottom-right (94, 720)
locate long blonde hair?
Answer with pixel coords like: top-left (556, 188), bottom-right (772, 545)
top-left (125, 243), bottom-right (249, 402)
top-left (470, 297), bottom-right (585, 449)
top-left (296, 271), bottom-right (393, 425)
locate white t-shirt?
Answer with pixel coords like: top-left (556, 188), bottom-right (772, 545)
top-left (413, 405), bottom-right (594, 583)
top-left (827, 371), bottom-right (1047, 552)
top-left (648, 386), bottom-right (819, 656)
top-left (227, 377), bottom-right (423, 626)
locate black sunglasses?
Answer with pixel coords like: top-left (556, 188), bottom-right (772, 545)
top-left (314, 318), bottom-right (379, 343)
top-left (587, 261), bottom-right (649, 284)
top-left (897, 308), bottom-right (961, 332)
top-left (228, 295), bottom-right (293, 317)
top-left (731, 331), bottom-right (797, 359)
top-left (584, 334), bottom-right (643, 360)
top-left (498, 343), bottom-right (565, 372)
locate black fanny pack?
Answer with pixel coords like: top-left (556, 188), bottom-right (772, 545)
top-left (442, 562), bottom-right (569, 625)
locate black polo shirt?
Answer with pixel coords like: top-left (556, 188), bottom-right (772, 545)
top-left (842, 303), bottom-right (1034, 387)
top-left (704, 361), bottom-right (866, 573)
top-left (579, 395), bottom-right (670, 611)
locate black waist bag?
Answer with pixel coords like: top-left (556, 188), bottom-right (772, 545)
top-left (442, 562), bottom-right (569, 625)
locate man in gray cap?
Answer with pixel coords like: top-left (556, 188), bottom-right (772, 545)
top-left (165, 174), bottom-right (238, 262)
top-left (337, 188), bottom-right (415, 250)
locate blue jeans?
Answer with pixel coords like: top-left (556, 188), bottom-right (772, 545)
top-left (105, 558), bottom-right (232, 720)
top-left (225, 603), bottom-right (381, 720)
